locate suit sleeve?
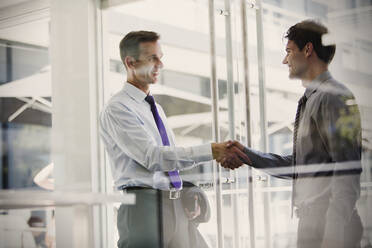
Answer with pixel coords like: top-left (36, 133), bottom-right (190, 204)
top-left (243, 147), bottom-right (293, 179)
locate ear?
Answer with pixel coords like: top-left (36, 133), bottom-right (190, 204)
top-left (304, 42), bottom-right (314, 58)
top-left (124, 56), bottom-right (136, 69)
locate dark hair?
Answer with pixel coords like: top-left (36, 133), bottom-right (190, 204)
top-left (119, 31), bottom-right (160, 65)
top-left (285, 20), bottom-right (336, 64)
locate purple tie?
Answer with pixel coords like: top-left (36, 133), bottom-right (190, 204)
top-left (145, 94), bottom-right (182, 189)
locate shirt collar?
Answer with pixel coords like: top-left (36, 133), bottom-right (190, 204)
top-left (304, 71), bottom-right (332, 99)
top-left (123, 82), bottom-right (148, 103)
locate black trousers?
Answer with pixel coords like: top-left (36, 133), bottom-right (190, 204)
top-left (117, 188), bottom-right (191, 248)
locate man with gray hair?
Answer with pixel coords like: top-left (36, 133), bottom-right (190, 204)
top-left (100, 30), bottom-right (248, 248)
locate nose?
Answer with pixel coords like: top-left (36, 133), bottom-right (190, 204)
top-left (282, 55), bottom-right (288, 65)
top-left (157, 59), bottom-right (163, 69)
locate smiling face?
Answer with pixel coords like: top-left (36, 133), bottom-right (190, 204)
top-left (132, 41), bottom-right (163, 87)
top-left (282, 40), bottom-right (308, 80)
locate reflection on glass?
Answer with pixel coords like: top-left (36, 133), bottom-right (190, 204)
top-left (0, 4), bottom-right (54, 247)
top-left (103, 0), bottom-right (217, 246)
top-left (102, 0), bottom-right (372, 247)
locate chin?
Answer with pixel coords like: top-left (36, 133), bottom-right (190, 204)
top-left (146, 78), bottom-right (157, 84)
top-left (288, 72), bottom-right (299, 79)
top-left (153, 77), bottom-right (159, 83)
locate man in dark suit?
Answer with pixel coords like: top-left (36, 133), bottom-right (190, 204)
top-left (221, 20), bottom-right (363, 248)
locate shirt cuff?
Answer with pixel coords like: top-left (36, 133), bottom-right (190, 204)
top-left (190, 143), bottom-right (213, 163)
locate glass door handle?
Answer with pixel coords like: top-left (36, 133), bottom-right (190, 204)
top-left (221, 177), bottom-right (236, 184)
top-left (255, 175), bottom-right (268, 182)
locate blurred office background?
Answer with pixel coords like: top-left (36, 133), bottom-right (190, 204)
top-left (0, 0), bottom-right (371, 247)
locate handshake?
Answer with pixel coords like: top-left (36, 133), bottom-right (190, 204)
top-left (211, 141), bottom-right (252, 170)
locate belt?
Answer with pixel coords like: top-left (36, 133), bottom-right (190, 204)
top-left (123, 186), bottom-right (181, 200)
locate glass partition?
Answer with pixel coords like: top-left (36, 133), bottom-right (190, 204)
top-left (254, 0), bottom-right (372, 247)
top-left (101, 0), bottom-right (372, 247)
top-left (1, 0), bottom-right (371, 247)
top-left (101, 0), bottom-right (218, 245)
top-left (0, 1), bottom-right (55, 247)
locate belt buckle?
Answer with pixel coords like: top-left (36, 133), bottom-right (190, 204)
top-left (169, 188), bottom-right (180, 200)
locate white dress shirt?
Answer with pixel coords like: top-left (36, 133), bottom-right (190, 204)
top-left (99, 83), bottom-right (213, 190)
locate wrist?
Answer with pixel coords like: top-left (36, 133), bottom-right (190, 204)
top-left (211, 143), bottom-right (218, 159)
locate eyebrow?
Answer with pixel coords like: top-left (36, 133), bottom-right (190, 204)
top-left (149, 54), bottom-right (163, 59)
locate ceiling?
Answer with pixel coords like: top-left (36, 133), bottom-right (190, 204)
top-left (0, 0), bottom-right (31, 9)
top-left (0, 0), bottom-right (50, 47)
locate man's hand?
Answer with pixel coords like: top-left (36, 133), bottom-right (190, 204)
top-left (212, 141), bottom-right (251, 169)
top-left (221, 140), bottom-right (252, 168)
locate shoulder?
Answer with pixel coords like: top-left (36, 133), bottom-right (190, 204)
top-left (100, 90), bottom-right (133, 120)
top-left (317, 78), bottom-right (355, 106)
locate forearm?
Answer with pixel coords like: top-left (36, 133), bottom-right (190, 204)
top-left (100, 107), bottom-right (213, 172)
top-left (141, 143), bottom-right (213, 171)
top-left (243, 147), bottom-right (293, 179)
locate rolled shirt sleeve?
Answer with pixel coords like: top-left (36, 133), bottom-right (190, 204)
top-left (100, 103), bottom-right (213, 172)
